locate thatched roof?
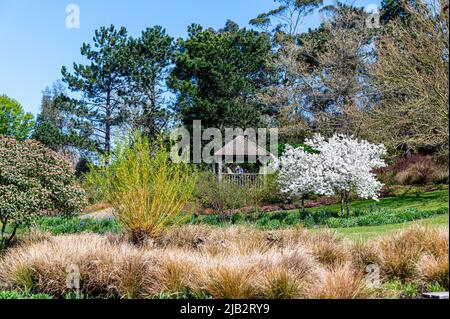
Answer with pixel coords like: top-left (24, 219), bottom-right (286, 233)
top-left (213, 135), bottom-right (272, 157)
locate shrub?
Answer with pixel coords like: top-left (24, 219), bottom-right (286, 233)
top-left (84, 133), bottom-right (197, 243)
top-left (0, 137), bottom-right (86, 248)
top-left (377, 155), bottom-right (449, 186)
top-left (396, 162), bottom-right (433, 185)
top-left (194, 172), bottom-right (252, 214)
top-left (394, 155), bottom-right (447, 185)
top-left (432, 166), bottom-right (449, 185)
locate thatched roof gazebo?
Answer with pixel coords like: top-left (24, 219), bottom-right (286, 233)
top-left (213, 135), bottom-right (275, 186)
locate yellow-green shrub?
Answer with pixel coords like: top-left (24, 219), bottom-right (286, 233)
top-left (85, 133), bottom-right (196, 243)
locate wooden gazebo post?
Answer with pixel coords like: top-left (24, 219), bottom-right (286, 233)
top-left (217, 158), bottom-right (223, 183)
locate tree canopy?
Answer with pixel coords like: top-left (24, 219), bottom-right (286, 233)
top-left (0, 95), bottom-right (34, 140)
top-left (168, 21), bottom-right (275, 131)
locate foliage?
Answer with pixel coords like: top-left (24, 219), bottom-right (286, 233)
top-left (377, 155), bottom-right (449, 186)
top-left (31, 216), bottom-right (119, 235)
top-left (194, 172), bottom-right (253, 214)
top-left (0, 137), bottom-right (86, 248)
top-left (84, 132), bottom-right (197, 242)
top-left (193, 172), bottom-right (279, 214)
top-left (32, 82), bottom-right (92, 154)
top-left (0, 290), bottom-right (52, 299)
top-left (32, 85), bottom-right (64, 151)
top-left (168, 22), bottom-right (274, 131)
top-left (250, 0), bottom-right (323, 37)
top-left (0, 95), bottom-right (34, 140)
top-left (121, 26), bottom-right (174, 137)
top-left (61, 25), bottom-right (130, 157)
top-left (364, 0), bottom-right (449, 156)
top-left (190, 207), bottom-right (448, 230)
top-left (260, 3), bottom-right (373, 137)
top-left (380, 0), bottom-right (418, 23)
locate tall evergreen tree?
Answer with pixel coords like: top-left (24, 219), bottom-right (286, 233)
top-left (122, 26), bottom-right (174, 137)
top-left (250, 0), bottom-right (323, 41)
top-left (61, 25), bottom-right (129, 161)
top-left (33, 83), bottom-right (66, 151)
top-left (168, 21), bottom-right (274, 130)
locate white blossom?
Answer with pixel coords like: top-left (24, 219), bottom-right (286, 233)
top-left (270, 145), bottom-right (331, 199)
top-left (273, 134), bottom-right (387, 201)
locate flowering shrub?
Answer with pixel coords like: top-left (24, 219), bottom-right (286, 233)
top-left (272, 134), bottom-right (387, 215)
top-left (0, 137), bottom-right (86, 247)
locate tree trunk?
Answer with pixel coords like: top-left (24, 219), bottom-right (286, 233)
top-left (105, 82), bottom-right (111, 166)
top-left (345, 191), bottom-right (350, 216)
top-left (340, 191), bottom-right (345, 216)
top-left (300, 195), bottom-right (305, 215)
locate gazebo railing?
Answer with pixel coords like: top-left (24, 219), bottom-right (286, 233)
top-left (222, 173), bottom-right (266, 187)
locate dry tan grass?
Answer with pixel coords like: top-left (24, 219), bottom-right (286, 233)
top-left (377, 226), bottom-right (449, 281)
top-left (350, 240), bottom-right (382, 272)
top-left (0, 225), bottom-right (448, 299)
top-left (416, 254), bottom-right (449, 289)
top-left (313, 263), bottom-right (373, 299)
top-left (0, 234), bottom-right (158, 298)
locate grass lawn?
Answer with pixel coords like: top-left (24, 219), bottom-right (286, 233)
top-left (327, 213), bottom-right (449, 241)
top-left (190, 189), bottom-right (449, 230)
top-left (305, 189), bottom-right (449, 213)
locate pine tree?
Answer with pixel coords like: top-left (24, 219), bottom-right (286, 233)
top-left (61, 25), bottom-right (129, 162)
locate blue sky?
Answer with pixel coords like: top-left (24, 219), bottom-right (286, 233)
top-left (0, 0), bottom-right (380, 115)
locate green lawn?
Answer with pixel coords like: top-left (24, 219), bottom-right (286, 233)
top-left (326, 213), bottom-right (449, 241)
top-left (305, 189), bottom-right (449, 213)
top-left (190, 189), bottom-right (449, 231)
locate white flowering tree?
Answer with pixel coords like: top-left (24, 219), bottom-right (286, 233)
top-left (273, 134), bottom-right (387, 215)
top-left (270, 145), bottom-right (330, 213)
top-left (305, 134), bottom-right (387, 215)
